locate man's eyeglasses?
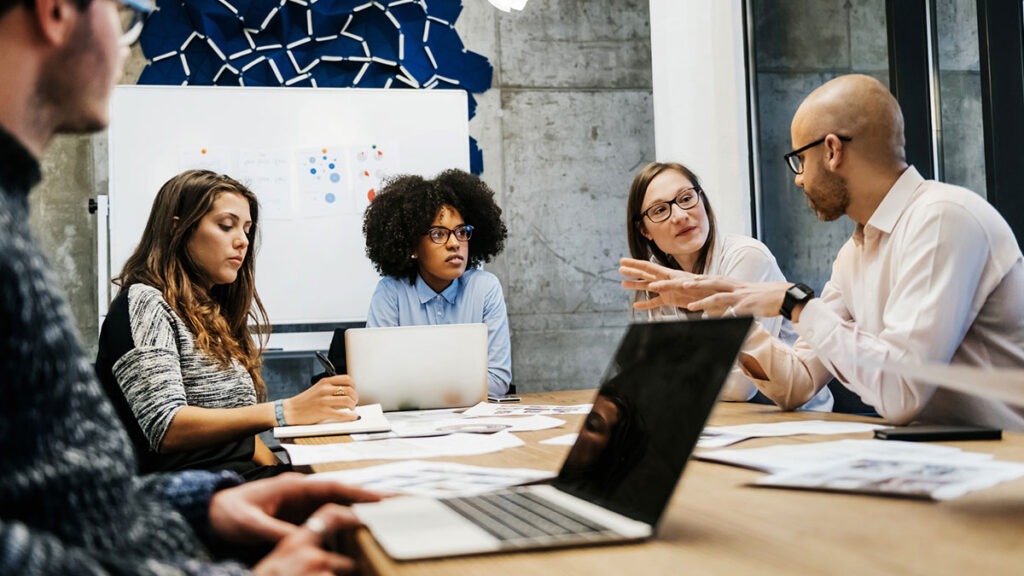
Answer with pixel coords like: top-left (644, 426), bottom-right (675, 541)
top-left (783, 135), bottom-right (852, 175)
top-left (116, 0), bottom-right (155, 47)
top-left (425, 224), bottom-right (474, 244)
top-left (637, 187), bottom-right (702, 224)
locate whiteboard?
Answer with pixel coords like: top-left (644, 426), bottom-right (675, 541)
top-left (103, 85), bottom-right (469, 326)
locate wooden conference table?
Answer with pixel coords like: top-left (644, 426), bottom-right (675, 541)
top-left (295, 390), bottom-right (1024, 575)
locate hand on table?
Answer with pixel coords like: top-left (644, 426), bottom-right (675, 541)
top-left (208, 472), bottom-right (381, 545)
top-left (286, 375), bottom-right (360, 424)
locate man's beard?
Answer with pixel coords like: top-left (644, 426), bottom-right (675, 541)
top-left (804, 169), bottom-right (849, 222)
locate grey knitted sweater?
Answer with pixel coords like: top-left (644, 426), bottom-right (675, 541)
top-left (0, 126), bottom-right (250, 575)
top-left (96, 284), bottom-right (261, 475)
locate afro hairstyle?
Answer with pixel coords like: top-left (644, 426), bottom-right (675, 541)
top-left (362, 168), bottom-right (508, 283)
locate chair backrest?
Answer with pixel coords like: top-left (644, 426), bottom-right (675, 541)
top-left (327, 321), bottom-right (367, 375)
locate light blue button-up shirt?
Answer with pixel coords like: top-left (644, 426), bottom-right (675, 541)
top-left (366, 268), bottom-right (512, 396)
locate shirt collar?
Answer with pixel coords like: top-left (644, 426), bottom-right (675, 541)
top-left (854, 165), bottom-right (924, 243)
top-left (415, 274), bottom-right (461, 305)
top-left (0, 125), bottom-right (42, 195)
top-left (866, 165), bottom-right (924, 234)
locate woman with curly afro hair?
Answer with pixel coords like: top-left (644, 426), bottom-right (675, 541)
top-left (362, 169), bottom-right (512, 396)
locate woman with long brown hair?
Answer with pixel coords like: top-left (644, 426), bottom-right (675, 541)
top-left (621, 161), bottom-right (832, 410)
top-left (96, 169), bottom-right (357, 478)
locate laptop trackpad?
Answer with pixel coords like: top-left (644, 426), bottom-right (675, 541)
top-left (353, 496), bottom-right (501, 560)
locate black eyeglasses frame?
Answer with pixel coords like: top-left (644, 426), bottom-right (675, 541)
top-left (424, 224), bottom-right (474, 245)
top-left (783, 135), bottom-right (852, 175)
top-left (636, 187), bottom-right (703, 224)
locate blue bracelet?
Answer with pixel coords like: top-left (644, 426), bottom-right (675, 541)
top-left (274, 399), bottom-right (287, 426)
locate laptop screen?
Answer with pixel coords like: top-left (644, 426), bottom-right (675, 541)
top-left (554, 317), bottom-right (752, 527)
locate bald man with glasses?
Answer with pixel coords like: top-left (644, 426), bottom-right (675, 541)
top-left (621, 74), bottom-right (1024, 431)
top-left (0, 0), bottom-right (381, 573)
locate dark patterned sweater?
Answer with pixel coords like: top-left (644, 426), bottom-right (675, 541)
top-left (0, 126), bottom-right (250, 575)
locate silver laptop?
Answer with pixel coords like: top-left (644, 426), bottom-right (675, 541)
top-left (345, 323), bottom-right (488, 412)
top-left (352, 317), bottom-right (754, 560)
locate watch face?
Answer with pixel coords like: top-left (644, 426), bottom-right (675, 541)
top-left (781, 283), bottom-right (815, 320)
top-left (789, 285), bottom-right (812, 300)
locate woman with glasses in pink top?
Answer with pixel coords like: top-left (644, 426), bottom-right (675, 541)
top-left (621, 161), bottom-right (832, 410)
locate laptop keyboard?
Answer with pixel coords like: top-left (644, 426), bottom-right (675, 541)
top-left (441, 487), bottom-right (617, 545)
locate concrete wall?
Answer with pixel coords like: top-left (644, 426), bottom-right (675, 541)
top-left (477, 0), bottom-right (654, 392)
top-left (29, 0), bottom-right (653, 397)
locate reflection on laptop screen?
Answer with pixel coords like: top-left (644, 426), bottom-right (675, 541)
top-left (555, 317), bottom-right (752, 527)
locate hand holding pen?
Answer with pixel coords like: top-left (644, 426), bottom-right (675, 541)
top-left (278, 352), bottom-right (359, 424)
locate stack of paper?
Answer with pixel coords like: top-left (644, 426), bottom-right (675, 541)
top-left (698, 439), bottom-right (990, 474)
top-left (309, 460), bottom-right (554, 498)
top-left (461, 402), bottom-right (593, 417)
top-left (351, 414), bottom-right (565, 441)
top-left (698, 439), bottom-right (1024, 500)
top-left (282, 430), bottom-right (524, 467)
top-left (277, 403), bottom-right (580, 466)
top-left (698, 420), bottom-right (886, 448)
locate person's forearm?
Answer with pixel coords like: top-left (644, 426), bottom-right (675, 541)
top-left (794, 299), bottom-right (937, 424)
top-left (160, 403), bottom-right (276, 453)
top-left (0, 514), bottom-right (251, 575)
top-left (736, 323), bottom-right (830, 410)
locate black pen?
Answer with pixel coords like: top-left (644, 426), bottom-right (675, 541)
top-left (314, 350), bottom-right (337, 376)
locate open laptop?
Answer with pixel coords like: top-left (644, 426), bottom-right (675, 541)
top-left (345, 323), bottom-right (489, 412)
top-left (351, 316), bottom-right (753, 560)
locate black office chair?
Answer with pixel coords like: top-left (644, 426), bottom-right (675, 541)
top-left (311, 322), bottom-right (367, 384)
top-left (826, 378), bottom-right (878, 416)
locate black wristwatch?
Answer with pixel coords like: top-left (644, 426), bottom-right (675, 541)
top-left (780, 283), bottom-right (815, 320)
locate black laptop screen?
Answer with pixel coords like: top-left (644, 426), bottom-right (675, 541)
top-left (554, 317), bottom-right (752, 527)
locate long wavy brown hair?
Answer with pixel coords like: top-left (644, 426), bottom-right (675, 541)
top-left (626, 162), bottom-right (718, 274)
top-left (115, 170), bottom-right (270, 400)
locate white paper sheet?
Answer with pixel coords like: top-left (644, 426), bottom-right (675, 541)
top-left (273, 404), bottom-right (390, 439)
top-left (351, 414), bottom-right (567, 441)
top-left (461, 402), bottom-right (593, 417)
top-left (756, 456), bottom-right (1024, 500)
top-left (540, 433), bottom-right (578, 446)
top-left (696, 420), bottom-right (884, 448)
top-left (308, 460), bottom-right (554, 497)
top-left (282, 429), bottom-right (524, 466)
top-left (696, 430), bottom-right (754, 448)
top-left (698, 439), bottom-right (993, 474)
top-left (705, 420), bottom-right (885, 438)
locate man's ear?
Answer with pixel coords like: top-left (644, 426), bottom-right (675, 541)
top-left (32, 0), bottom-right (77, 46)
top-left (824, 133), bottom-right (846, 171)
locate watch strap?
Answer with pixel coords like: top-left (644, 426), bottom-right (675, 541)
top-left (274, 399), bottom-right (287, 427)
top-left (781, 283), bottom-right (815, 320)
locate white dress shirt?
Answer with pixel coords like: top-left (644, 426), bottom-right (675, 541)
top-left (742, 166), bottom-right (1024, 430)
